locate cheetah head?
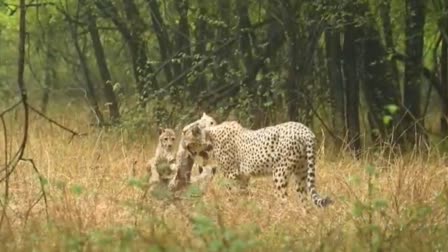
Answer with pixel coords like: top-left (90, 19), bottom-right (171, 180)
top-left (182, 112), bottom-right (217, 134)
top-left (158, 127), bottom-right (176, 151)
top-left (182, 124), bottom-right (213, 157)
top-left (200, 112), bottom-right (217, 128)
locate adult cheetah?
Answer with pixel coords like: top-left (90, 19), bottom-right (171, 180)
top-left (183, 120), bottom-right (332, 208)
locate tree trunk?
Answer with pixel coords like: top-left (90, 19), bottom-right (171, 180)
top-left (173, 0), bottom-right (192, 98)
top-left (96, 0), bottom-right (157, 107)
top-left (237, 0), bottom-right (253, 71)
top-left (379, 0), bottom-right (400, 84)
top-left (362, 24), bottom-right (403, 144)
top-left (403, 0), bottom-right (426, 145)
top-left (213, 0), bottom-right (231, 81)
top-left (325, 30), bottom-right (345, 135)
top-left (286, 33), bottom-right (300, 122)
top-left (343, 15), bottom-right (362, 157)
top-left (86, 10), bottom-right (120, 122)
top-left (122, 0), bottom-right (158, 105)
top-left (278, 1), bottom-right (301, 122)
top-left (441, 37), bottom-right (448, 135)
top-left (67, 2), bottom-right (104, 125)
top-left (72, 40), bottom-right (104, 124)
top-left (41, 44), bottom-right (56, 114)
top-left (146, 0), bottom-right (174, 83)
top-left (191, 0), bottom-right (209, 99)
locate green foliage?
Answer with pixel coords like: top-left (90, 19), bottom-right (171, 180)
top-left (184, 184), bottom-right (203, 199)
top-left (127, 176), bottom-right (147, 190)
top-left (2, 0), bottom-right (448, 249)
top-left (384, 104), bottom-right (399, 115)
top-left (150, 183), bottom-right (174, 201)
top-left (191, 214), bottom-right (260, 252)
top-left (70, 184), bottom-right (84, 196)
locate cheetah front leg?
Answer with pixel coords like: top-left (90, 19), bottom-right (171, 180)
top-left (147, 159), bottom-right (160, 184)
top-left (222, 169), bottom-right (250, 195)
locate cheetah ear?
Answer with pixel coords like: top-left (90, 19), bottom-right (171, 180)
top-left (158, 127), bottom-right (164, 135)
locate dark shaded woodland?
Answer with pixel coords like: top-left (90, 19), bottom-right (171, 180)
top-left (1, 0), bottom-right (446, 154)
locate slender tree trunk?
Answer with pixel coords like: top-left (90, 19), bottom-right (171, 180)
top-left (175, 0), bottom-right (191, 70)
top-left (403, 0), bottom-right (426, 145)
top-left (237, 0), bottom-right (253, 71)
top-left (122, 0), bottom-right (158, 105)
top-left (325, 30), bottom-right (345, 135)
top-left (214, 0), bottom-right (231, 81)
top-left (146, 0), bottom-right (173, 82)
top-left (96, 0), bottom-right (157, 107)
top-left (286, 34), bottom-right (300, 122)
top-left (379, 0), bottom-right (399, 84)
top-left (191, 0), bottom-right (208, 99)
top-left (66, 4), bottom-right (104, 125)
top-left (279, 1), bottom-right (301, 122)
top-left (86, 11), bottom-right (120, 122)
top-left (173, 0), bottom-right (191, 99)
top-left (441, 38), bottom-right (448, 134)
top-left (343, 16), bottom-right (362, 157)
top-left (362, 24), bottom-right (403, 144)
top-left (41, 45), bottom-right (56, 114)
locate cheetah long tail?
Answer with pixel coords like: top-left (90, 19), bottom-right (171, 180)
top-left (305, 142), bottom-right (332, 208)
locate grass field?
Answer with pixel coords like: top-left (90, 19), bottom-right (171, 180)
top-left (1, 107), bottom-right (448, 251)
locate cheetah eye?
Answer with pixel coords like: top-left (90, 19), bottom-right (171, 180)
top-left (164, 137), bottom-right (168, 141)
top-left (171, 138), bottom-right (175, 141)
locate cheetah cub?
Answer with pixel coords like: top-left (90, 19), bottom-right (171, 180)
top-left (147, 127), bottom-right (177, 184)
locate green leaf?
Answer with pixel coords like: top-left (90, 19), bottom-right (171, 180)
top-left (150, 183), bottom-right (173, 201)
top-left (184, 184), bottom-right (203, 199)
top-left (70, 184), bottom-right (84, 196)
top-left (348, 175), bottom-right (361, 186)
top-left (208, 240), bottom-right (224, 252)
top-left (192, 214), bottom-right (216, 236)
top-left (39, 176), bottom-right (48, 186)
top-left (373, 199), bottom-right (389, 210)
top-left (352, 200), bottom-right (365, 217)
top-left (382, 115), bottom-right (393, 126)
top-left (365, 165), bottom-right (376, 176)
top-left (55, 180), bottom-right (66, 190)
top-left (416, 206), bottom-right (432, 218)
top-left (263, 100), bottom-right (273, 108)
top-left (385, 104), bottom-right (399, 114)
top-left (127, 177), bottom-right (145, 189)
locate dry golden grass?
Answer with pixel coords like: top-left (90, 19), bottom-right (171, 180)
top-left (1, 108), bottom-right (448, 251)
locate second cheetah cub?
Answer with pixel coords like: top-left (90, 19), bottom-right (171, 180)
top-left (147, 127), bottom-right (177, 184)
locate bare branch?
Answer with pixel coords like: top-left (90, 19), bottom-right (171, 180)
top-left (21, 158), bottom-right (49, 222)
top-left (28, 105), bottom-right (87, 142)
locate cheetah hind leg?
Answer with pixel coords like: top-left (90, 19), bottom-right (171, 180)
top-left (272, 164), bottom-right (291, 204)
top-left (293, 163), bottom-right (308, 204)
top-left (293, 163), bottom-right (312, 214)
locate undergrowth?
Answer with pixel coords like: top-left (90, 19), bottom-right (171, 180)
top-left (0, 108), bottom-right (447, 251)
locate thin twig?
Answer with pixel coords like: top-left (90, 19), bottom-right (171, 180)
top-left (0, 100), bottom-right (22, 117)
top-left (28, 105), bottom-right (87, 142)
top-left (0, 116), bottom-right (10, 228)
top-left (21, 158), bottom-right (50, 222)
